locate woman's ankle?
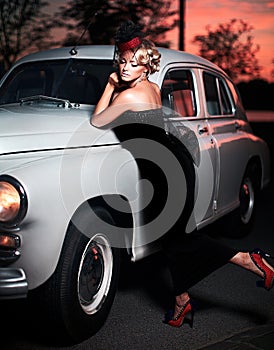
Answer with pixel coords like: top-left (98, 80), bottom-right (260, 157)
top-left (175, 292), bottom-right (190, 307)
top-left (231, 251), bottom-right (264, 277)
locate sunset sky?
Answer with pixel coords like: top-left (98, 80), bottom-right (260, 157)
top-left (170, 0), bottom-right (274, 81)
top-left (49, 0), bottom-right (274, 81)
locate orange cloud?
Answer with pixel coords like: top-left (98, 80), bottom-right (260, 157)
top-left (267, 2), bottom-right (274, 8)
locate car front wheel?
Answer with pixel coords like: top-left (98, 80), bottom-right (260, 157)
top-left (31, 206), bottom-right (120, 344)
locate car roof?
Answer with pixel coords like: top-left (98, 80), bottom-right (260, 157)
top-left (14, 45), bottom-right (226, 76)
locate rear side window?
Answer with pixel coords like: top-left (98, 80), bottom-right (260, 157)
top-left (161, 69), bottom-right (197, 117)
top-left (203, 72), bottom-right (234, 116)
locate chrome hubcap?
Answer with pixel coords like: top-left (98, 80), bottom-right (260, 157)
top-left (240, 177), bottom-right (254, 224)
top-left (78, 234), bottom-right (113, 315)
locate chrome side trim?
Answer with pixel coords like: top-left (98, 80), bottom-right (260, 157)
top-left (0, 143), bottom-right (120, 157)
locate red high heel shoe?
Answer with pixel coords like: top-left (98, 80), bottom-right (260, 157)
top-left (250, 248), bottom-right (274, 291)
top-left (163, 299), bottom-right (194, 328)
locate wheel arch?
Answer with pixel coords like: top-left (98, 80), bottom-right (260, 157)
top-left (244, 155), bottom-right (262, 192)
top-left (68, 194), bottom-right (134, 252)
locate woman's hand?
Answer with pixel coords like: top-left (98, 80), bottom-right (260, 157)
top-left (108, 72), bottom-right (128, 90)
top-left (108, 72), bottom-right (120, 88)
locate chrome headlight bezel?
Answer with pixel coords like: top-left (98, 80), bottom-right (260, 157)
top-left (0, 175), bottom-right (28, 228)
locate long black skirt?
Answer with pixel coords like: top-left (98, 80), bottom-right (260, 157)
top-left (111, 110), bottom-right (238, 296)
top-left (161, 145), bottom-right (238, 296)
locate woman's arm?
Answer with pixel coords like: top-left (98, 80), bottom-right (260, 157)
top-left (91, 72), bottom-right (133, 127)
top-left (93, 82), bottom-right (115, 115)
top-left (91, 90), bottom-right (135, 127)
top-left (93, 73), bottom-right (118, 115)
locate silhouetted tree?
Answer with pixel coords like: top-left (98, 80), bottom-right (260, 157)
top-left (193, 19), bottom-right (261, 81)
top-left (54, 0), bottom-right (178, 48)
top-left (0, 0), bottom-right (57, 71)
top-left (271, 59), bottom-right (274, 80)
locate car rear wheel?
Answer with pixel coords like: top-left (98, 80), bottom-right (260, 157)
top-left (220, 166), bottom-right (258, 238)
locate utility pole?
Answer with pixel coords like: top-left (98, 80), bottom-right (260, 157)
top-left (179, 0), bottom-right (186, 51)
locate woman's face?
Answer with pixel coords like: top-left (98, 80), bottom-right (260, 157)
top-left (118, 50), bottom-right (147, 84)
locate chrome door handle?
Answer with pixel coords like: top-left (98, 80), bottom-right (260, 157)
top-left (198, 125), bottom-right (208, 135)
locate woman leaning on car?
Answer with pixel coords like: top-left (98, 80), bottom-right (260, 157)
top-left (91, 20), bottom-right (274, 329)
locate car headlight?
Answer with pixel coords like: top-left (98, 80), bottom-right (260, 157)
top-left (0, 175), bottom-right (28, 227)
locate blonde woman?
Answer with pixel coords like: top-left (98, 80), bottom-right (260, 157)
top-left (91, 21), bottom-right (274, 330)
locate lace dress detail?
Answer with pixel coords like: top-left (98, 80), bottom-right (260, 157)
top-left (105, 108), bottom-right (200, 166)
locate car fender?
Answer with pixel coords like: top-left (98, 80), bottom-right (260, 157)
top-left (7, 145), bottom-right (139, 290)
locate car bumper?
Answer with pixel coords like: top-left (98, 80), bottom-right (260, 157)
top-left (0, 268), bottom-right (28, 299)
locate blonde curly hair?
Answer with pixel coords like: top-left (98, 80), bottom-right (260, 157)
top-left (115, 39), bottom-right (161, 76)
top-left (133, 40), bottom-right (161, 75)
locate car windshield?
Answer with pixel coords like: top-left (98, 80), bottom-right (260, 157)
top-left (0, 58), bottom-right (115, 106)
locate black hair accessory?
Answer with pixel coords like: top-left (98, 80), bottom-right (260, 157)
top-left (115, 20), bottom-right (145, 52)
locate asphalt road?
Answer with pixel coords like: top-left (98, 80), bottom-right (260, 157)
top-left (2, 122), bottom-right (274, 350)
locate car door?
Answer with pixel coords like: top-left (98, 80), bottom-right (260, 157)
top-left (161, 68), bottom-right (218, 228)
top-left (202, 71), bottom-right (246, 216)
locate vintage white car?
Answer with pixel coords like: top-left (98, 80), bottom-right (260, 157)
top-left (0, 45), bottom-right (270, 342)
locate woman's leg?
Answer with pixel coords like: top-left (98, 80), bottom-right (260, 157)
top-left (171, 251), bottom-right (274, 320)
top-left (230, 251), bottom-right (274, 279)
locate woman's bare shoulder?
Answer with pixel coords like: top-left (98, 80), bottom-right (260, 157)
top-left (151, 81), bottom-right (160, 90)
top-left (111, 81), bottom-right (160, 107)
top-left (111, 88), bottom-right (138, 105)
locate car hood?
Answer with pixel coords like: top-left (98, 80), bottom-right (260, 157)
top-left (0, 104), bottom-right (119, 155)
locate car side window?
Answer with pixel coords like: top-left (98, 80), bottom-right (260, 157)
top-left (203, 72), bottom-right (233, 116)
top-left (219, 79), bottom-right (232, 114)
top-left (161, 69), bottom-right (197, 117)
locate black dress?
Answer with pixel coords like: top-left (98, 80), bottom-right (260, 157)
top-left (108, 109), bottom-right (238, 296)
